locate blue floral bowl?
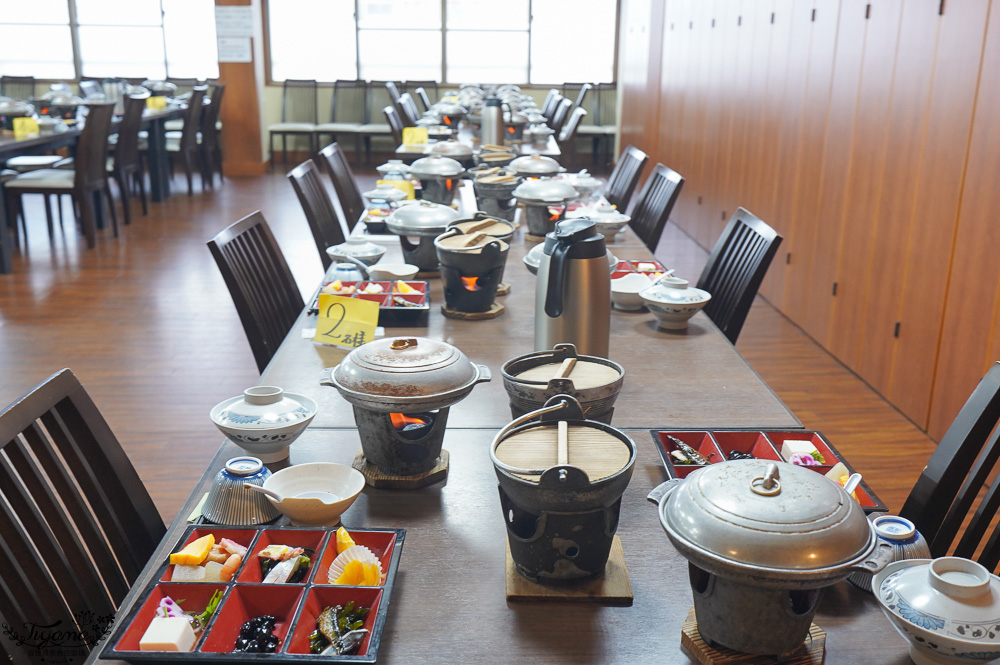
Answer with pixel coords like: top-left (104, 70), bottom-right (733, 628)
top-left (874, 557), bottom-right (1000, 665)
top-left (210, 386), bottom-right (318, 462)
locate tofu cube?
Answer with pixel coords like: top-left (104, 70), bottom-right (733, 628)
top-left (170, 564), bottom-right (207, 582)
top-left (139, 616), bottom-right (196, 651)
top-left (780, 439), bottom-right (820, 462)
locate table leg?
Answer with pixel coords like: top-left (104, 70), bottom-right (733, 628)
top-left (0, 196), bottom-right (11, 274)
top-left (146, 117), bottom-right (170, 202)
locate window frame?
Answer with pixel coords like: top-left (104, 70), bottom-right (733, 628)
top-left (262, 0), bottom-right (620, 87)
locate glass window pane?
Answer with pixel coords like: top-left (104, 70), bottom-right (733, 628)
top-left (358, 0), bottom-right (441, 29)
top-left (2, 0), bottom-right (69, 24)
top-left (530, 0), bottom-right (616, 84)
top-left (358, 30), bottom-right (440, 81)
top-left (76, 0), bottom-right (162, 26)
top-left (269, 0), bottom-right (357, 81)
top-left (79, 26), bottom-right (166, 79)
top-left (0, 25), bottom-right (75, 80)
top-left (446, 0), bottom-right (528, 30)
top-left (446, 32), bottom-right (527, 84)
top-left (163, 0), bottom-right (219, 78)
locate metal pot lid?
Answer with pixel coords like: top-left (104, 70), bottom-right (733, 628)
top-left (513, 178), bottom-right (577, 203)
top-left (570, 170), bottom-right (603, 189)
top-left (429, 141), bottom-right (474, 158)
top-left (386, 200), bottom-right (459, 234)
top-left (416, 115), bottom-right (441, 126)
top-left (0, 100), bottom-right (33, 114)
top-left (333, 337), bottom-right (477, 397)
top-left (409, 154), bottom-right (465, 177)
top-left (510, 154), bottom-right (561, 175)
top-left (662, 460), bottom-right (872, 572)
top-left (433, 101), bottom-right (467, 116)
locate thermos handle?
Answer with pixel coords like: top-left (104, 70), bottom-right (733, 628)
top-left (544, 239), bottom-right (572, 318)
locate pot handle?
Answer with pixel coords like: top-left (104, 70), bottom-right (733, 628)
top-left (319, 367), bottom-right (336, 387)
top-left (648, 478), bottom-right (683, 505)
top-left (475, 364), bottom-right (492, 385)
top-left (848, 539), bottom-right (896, 576)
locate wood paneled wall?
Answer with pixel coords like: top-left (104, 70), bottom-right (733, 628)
top-left (619, 0), bottom-right (998, 439)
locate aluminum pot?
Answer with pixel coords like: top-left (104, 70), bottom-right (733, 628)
top-left (513, 178), bottom-right (578, 237)
top-left (385, 201), bottom-right (460, 271)
top-left (510, 154), bottom-right (562, 178)
top-left (471, 170), bottom-right (520, 222)
top-left (409, 154), bottom-right (464, 205)
top-left (657, 461), bottom-right (893, 656)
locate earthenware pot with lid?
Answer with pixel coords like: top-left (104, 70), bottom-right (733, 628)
top-left (376, 159), bottom-right (411, 179)
top-left (510, 154), bottom-right (562, 178)
top-left (409, 154), bottom-right (464, 205)
top-left (446, 211), bottom-right (515, 243)
top-left (657, 460), bottom-right (893, 656)
top-left (386, 200), bottom-right (460, 271)
top-left (429, 140), bottom-right (474, 160)
top-left (524, 124), bottom-right (555, 148)
top-left (513, 178), bottom-right (579, 237)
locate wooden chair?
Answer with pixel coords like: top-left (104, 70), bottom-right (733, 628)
top-left (5, 102), bottom-right (118, 249)
top-left (557, 107), bottom-right (587, 170)
top-left (576, 82), bottom-right (618, 168)
top-left (0, 75), bottom-right (35, 100)
top-left (268, 79), bottom-right (318, 165)
top-left (395, 93), bottom-right (420, 127)
top-left (540, 88), bottom-right (561, 119)
top-left (109, 93), bottom-right (149, 225)
top-left (404, 80), bottom-right (438, 106)
top-left (78, 79), bottom-right (103, 99)
top-left (384, 80), bottom-right (401, 105)
top-left (358, 81), bottom-right (395, 165)
top-left (605, 145), bottom-right (649, 212)
top-left (314, 79), bottom-right (365, 160)
top-left (548, 98), bottom-right (573, 136)
top-left (207, 211), bottom-right (304, 374)
top-left (697, 207), bottom-right (782, 345)
top-left (899, 362), bottom-right (1000, 569)
top-left (287, 158), bottom-right (348, 271)
top-left (413, 86), bottom-right (432, 113)
top-left (199, 83), bottom-right (226, 187)
top-left (165, 86), bottom-right (208, 195)
top-left (317, 142), bottom-right (366, 233)
top-left (565, 82), bottom-right (593, 114)
top-left (628, 163), bottom-right (684, 254)
top-left (0, 368), bottom-right (165, 665)
top-left (384, 105), bottom-right (405, 146)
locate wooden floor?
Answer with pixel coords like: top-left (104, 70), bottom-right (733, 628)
top-left (0, 164), bottom-right (938, 523)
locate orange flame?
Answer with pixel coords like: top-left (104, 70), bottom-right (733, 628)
top-left (390, 413), bottom-right (428, 429)
top-left (507, 126), bottom-right (515, 134)
top-left (445, 178), bottom-right (453, 190)
top-left (461, 276), bottom-right (480, 291)
top-left (548, 207), bottom-right (561, 221)
top-left (443, 116), bottom-right (452, 125)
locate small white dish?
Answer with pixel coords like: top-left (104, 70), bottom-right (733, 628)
top-left (262, 462), bottom-right (365, 526)
top-left (366, 263), bottom-right (419, 281)
top-left (611, 273), bottom-right (653, 311)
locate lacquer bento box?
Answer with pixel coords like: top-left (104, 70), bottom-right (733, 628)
top-left (102, 525), bottom-right (404, 663)
top-left (651, 429), bottom-right (888, 513)
top-left (308, 281), bottom-right (429, 327)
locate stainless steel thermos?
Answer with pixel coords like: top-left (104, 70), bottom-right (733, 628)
top-left (534, 219), bottom-right (611, 357)
top-left (481, 95), bottom-right (504, 147)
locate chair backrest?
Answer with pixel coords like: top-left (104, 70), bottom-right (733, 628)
top-left (75, 102), bottom-right (117, 191)
top-left (318, 142), bottom-right (366, 232)
top-left (900, 362), bottom-right (1000, 568)
top-left (288, 158), bottom-right (347, 271)
top-left (413, 86), bottom-right (432, 113)
top-left (385, 80), bottom-right (401, 104)
top-left (559, 107), bottom-right (587, 144)
top-left (696, 207), bottom-right (782, 344)
top-left (384, 105), bottom-right (405, 145)
top-left (404, 80), bottom-right (437, 102)
top-left (365, 81), bottom-right (395, 123)
top-left (200, 83), bottom-right (226, 154)
top-left (540, 88), bottom-right (561, 118)
top-left (167, 77), bottom-right (201, 95)
top-left (207, 211), bottom-right (304, 373)
top-left (0, 368), bottom-right (165, 665)
top-left (112, 93), bottom-right (149, 173)
top-left (628, 163), bottom-right (684, 254)
top-left (605, 145), bottom-right (649, 212)
top-left (570, 83), bottom-right (592, 112)
top-left (280, 79), bottom-right (317, 123)
top-left (1, 75), bottom-right (34, 100)
top-left (79, 79), bottom-right (103, 99)
top-left (330, 79), bottom-right (366, 123)
top-left (178, 85), bottom-right (208, 151)
top-left (548, 98), bottom-right (573, 136)
top-left (396, 93), bottom-right (419, 127)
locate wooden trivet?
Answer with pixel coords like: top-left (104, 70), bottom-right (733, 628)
top-left (524, 232), bottom-right (547, 244)
top-left (680, 607), bottom-right (826, 665)
top-left (351, 449), bottom-right (448, 489)
top-left (504, 535), bottom-right (632, 605)
top-left (415, 270), bottom-right (440, 279)
top-left (495, 282), bottom-right (511, 296)
top-left (440, 302), bottom-right (505, 320)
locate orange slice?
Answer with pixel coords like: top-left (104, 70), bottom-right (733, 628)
top-left (336, 527), bottom-right (356, 554)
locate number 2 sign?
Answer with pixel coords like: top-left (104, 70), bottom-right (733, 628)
top-left (314, 295), bottom-right (379, 348)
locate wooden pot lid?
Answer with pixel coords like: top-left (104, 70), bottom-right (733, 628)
top-left (451, 217), bottom-right (514, 236)
top-left (436, 233), bottom-right (509, 252)
top-left (495, 422), bottom-right (632, 483)
top-left (513, 357), bottom-right (621, 390)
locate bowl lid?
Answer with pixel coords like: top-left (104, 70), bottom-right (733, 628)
top-left (333, 337), bottom-right (477, 397)
top-left (661, 460), bottom-right (872, 572)
top-left (641, 283), bottom-right (711, 304)
top-left (327, 237), bottom-right (386, 257)
top-left (376, 160), bottom-right (410, 175)
top-left (409, 154), bottom-right (465, 177)
top-left (362, 183), bottom-right (407, 202)
top-left (386, 200), bottom-right (460, 233)
top-left (513, 178), bottom-right (577, 203)
top-left (510, 154), bottom-right (561, 175)
top-left (210, 387), bottom-right (317, 430)
top-left (570, 170), bottom-right (603, 188)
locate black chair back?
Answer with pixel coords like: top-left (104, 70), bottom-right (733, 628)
top-left (281, 79), bottom-right (318, 123)
top-left (288, 159), bottom-right (347, 270)
top-left (605, 145), bottom-right (649, 212)
top-left (629, 163), bottom-right (684, 254)
top-left (385, 80), bottom-right (401, 104)
top-left (79, 79), bottom-right (103, 98)
top-left (200, 83), bottom-right (226, 183)
top-left (384, 106), bottom-right (404, 145)
top-left (413, 86), bottom-right (432, 113)
top-left (178, 86), bottom-right (208, 152)
top-left (207, 211), bottom-right (304, 373)
top-left (404, 80), bottom-right (438, 102)
top-left (75, 102), bottom-right (117, 192)
top-left (697, 207), bottom-right (782, 344)
top-left (559, 107), bottom-right (587, 144)
top-left (540, 88), bottom-right (561, 118)
top-left (396, 93), bottom-right (419, 126)
top-left (330, 79), bottom-right (366, 123)
top-left (318, 143), bottom-right (366, 232)
top-left (549, 98), bottom-right (573, 135)
top-left (114, 93), bottom-right (148, 173)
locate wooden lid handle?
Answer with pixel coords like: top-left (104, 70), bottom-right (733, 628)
top-left (556, 357), bottom-right (577, 379)
top-left (557, 420), bottom-right (568, 465)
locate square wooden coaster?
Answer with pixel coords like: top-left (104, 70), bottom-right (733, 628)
top-left (680, 606), bottom-right (826, 665)
top-left (352, 449), bottom-right (448, 489)
top-left (504, 535), bottom-right (633, 605)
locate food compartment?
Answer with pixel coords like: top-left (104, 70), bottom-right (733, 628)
top-left (312, 530), bottom-right (398, 586)
top-left (354, 293), bottom-right (390, 306)
top-left (113, 583), bottom-right (227, 652)
top-left (711, 431), bottom-right (782, 462)
top-left (629, 260), bottom-right (666, 273)
top-left (765, 431), bottom-right (837, 472)
top-left (655, 431), bottom-right (723, 478)
top-left (199, 584), bottom-right (302, 654)
top-left (284, 586), bottom-right (383, 656)
top-left (613, 261), bottom-right (633, 273)
top-left (356, 281), bottom-right (392, 296)
top-left (379, 294), bottom-right (429, 327)
top-left (237, 529), bottom-right (326, 584)
top-left (161, 528), bottom-right (257, 582)
top-left (319, 281), bottom-right (360, 296)
top-left (391, 281), bottom-right (426, 295)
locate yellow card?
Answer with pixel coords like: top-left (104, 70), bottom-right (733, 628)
top-left (12, 117), bottom-right (39, 139)
top-left (377, 179), bottom-right (415, 200)
top-left (314, 295), bottom-right (379, 349)
top-left (145, 96), bottom-right (168, 110)
top-left (402, 126), bottom-right (428, 145)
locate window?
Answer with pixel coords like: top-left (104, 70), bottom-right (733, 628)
top-left (266, 0), bottom-right (618, 85)
top-left (0, 0), bottom-right (219, 84)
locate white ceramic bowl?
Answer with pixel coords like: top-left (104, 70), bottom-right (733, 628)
top-left (366, 263), bottom-right (419, 281)
top-left (262, 462), bottom-right (365, 526)
top-left (611, 273), bottom-right (653, 311)
top-left (202, 456), bottom-right (281, 525)
top-left (325, 237), bottom-right (386, 267)
top-left (874, 558), bottom-right (1000, 665)
top-left (639, 283), bottom-right (711, 329)
top-left (210, 387), bottom-right (318, 462)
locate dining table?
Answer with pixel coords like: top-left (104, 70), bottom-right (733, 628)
top-left (394, 126), bottom-right (561, 163)
top-left (86, 185), bottom-right (912, 665)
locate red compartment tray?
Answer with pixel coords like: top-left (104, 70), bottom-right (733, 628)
top-left (651, 429), bottom-right (887, 513)
top-left (308, 281), bottom-right (430, 327)
top-left (102, 525), bottom-right (405, 664)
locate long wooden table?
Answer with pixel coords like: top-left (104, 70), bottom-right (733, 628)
top-left (87, 189), bottom-right (913, 665)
